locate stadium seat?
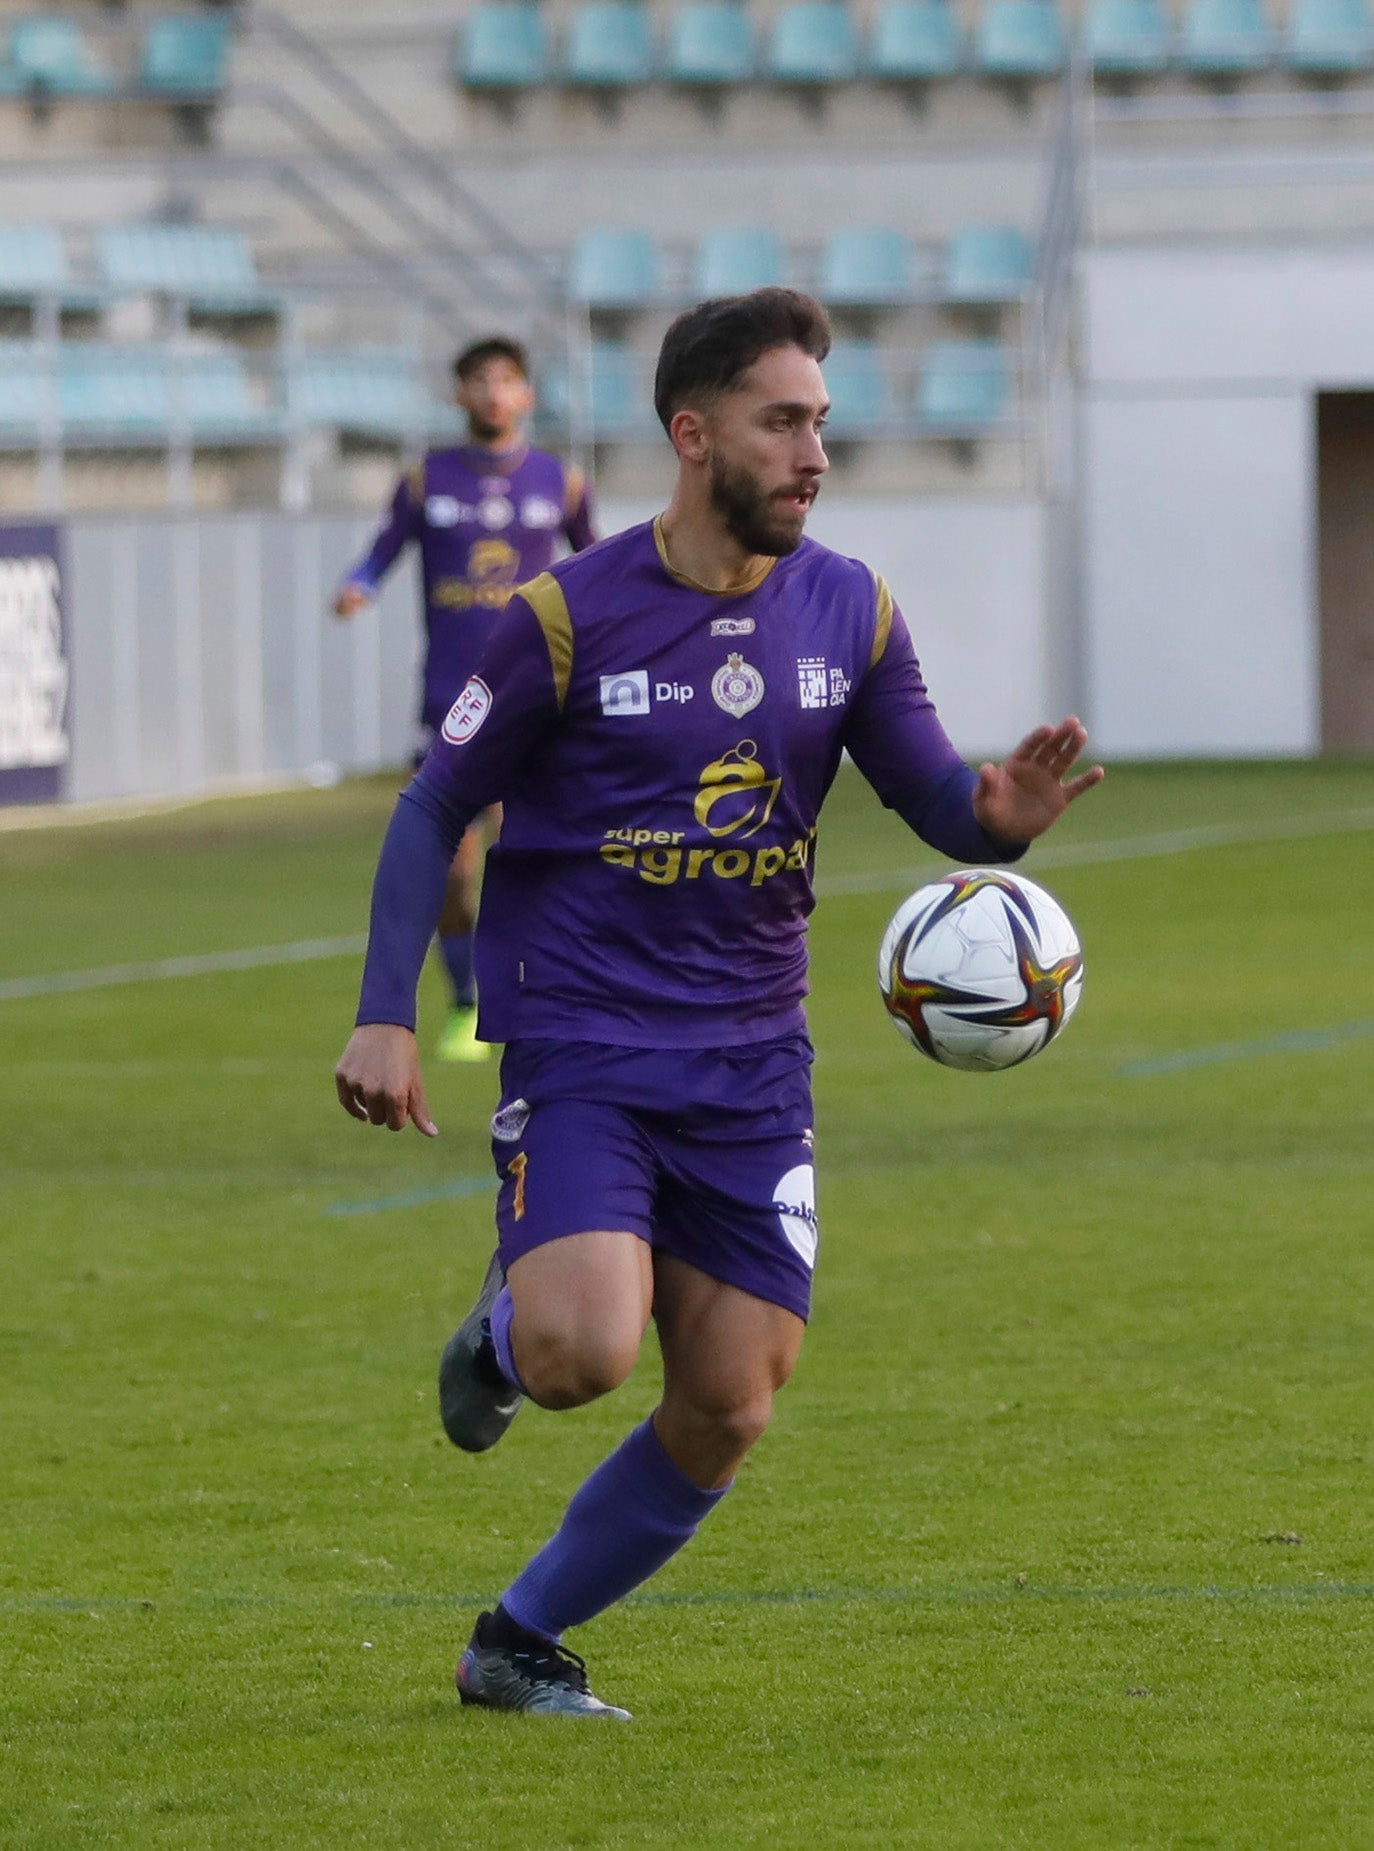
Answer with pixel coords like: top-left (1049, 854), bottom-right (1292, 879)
top-left (1083, 0), bottom-right (1173, 71)
top-left (915, 339), bottom-right (1009, 432)
top-left (176, 351), bottom-right (282, 443)
top-left (57, 345), bottom-right (169, 441)
top-left (8, 17), bottom-right (113, 95)
top-left (667, 4), bottom-right (756, 85)
top-left (456, 3), bottom-right (550, 89)
top-left (1180, 0), bottom-right (1272, 72)
top-left (767, 2), bottom-right (862, 83)
top-left (819, 226), bottom-right (913, 306)
top-left (0, 225), bottom-right (103, 312)
top-left (1287, 0), bottom-right (1374, 70)
top-left (564, 3), bottom-right (655, 87)
top-left (942, 224), bottom-right (1033, 303)
top-left (96, 225), bottom-right (278, 318)
top-left (139, 15), bottom-right (234, 98)
top-left (287, 349), bottom-right (433, 442)
top-left (0, 342), bottom-right (50, 442)
top-left (693, 227), bottom-right (786, 296)
top-left (821, 340), bottom-right (890, 432)
top-left (974, 0), bottom-right (1066, 76)
top-left (569, 227), bottom-right (662, 308)
top-left (871, 0), bottom-right (964, 80)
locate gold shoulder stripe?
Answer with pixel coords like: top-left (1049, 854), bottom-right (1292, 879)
top-left (522, 571), bottom-right (574, 712)
top-left (869, 571), bottom-right (894, 670)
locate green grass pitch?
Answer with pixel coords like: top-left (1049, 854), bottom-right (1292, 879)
top-left (2, 760), bottom-right (1372, 1848)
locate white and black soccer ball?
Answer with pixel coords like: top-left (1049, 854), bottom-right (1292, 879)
top-left (878, 869), bottom-right (1084, 1072)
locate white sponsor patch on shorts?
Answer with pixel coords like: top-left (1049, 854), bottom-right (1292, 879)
top-left (773, 1162), bottom-right (818, 1270)
top-left (441, 676), bottom-right (492, 745)
top-left (490, 1097), bottom-right (531, 1142)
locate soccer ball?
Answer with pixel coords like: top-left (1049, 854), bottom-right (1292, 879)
top-left (878, 869), bottom-right (1084, 1072)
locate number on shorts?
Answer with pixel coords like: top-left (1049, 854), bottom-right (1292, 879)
top-left (508, 1150), bottom-right (528, 1221)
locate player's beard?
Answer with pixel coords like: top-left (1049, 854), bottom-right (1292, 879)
top-left (467, 413), bottom-right (513, 445)
top-left (707, 453), bottom-right (812, 557)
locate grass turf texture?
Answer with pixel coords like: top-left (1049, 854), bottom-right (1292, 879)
top-left (2, 761), bottom-right (1372, 1849)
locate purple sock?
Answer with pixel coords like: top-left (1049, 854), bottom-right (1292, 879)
top-left (500, 1417), bottom-right (729, 1641)
top-left (437, 932), bottom-right (476, 1008)
top-left (488, 1286), bottom-right (527, 1396)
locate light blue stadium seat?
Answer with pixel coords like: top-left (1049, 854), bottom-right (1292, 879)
top-left (0, 342), bottom-right (50, 441)
top-left (585, 342), bottom-right (644, 434)
top-left (139, 15), bottom-right (234, 97)
top-left (693, 227), bottom-right (786, 296)
top-left (176, 352), bottom-right (282, 442)
top-left (564, 3), bottom-right (655, 87)
top-left (975, 0), bottom-right (1065, 75)
top-left (1083, 0), bottom-right (1173, 70)
top-left (57, 345), bottom-right (168, 441)
top-left (667, 3), bottom-right (756, 83)
top-left (569, 227), bottom-right (662, 307)
top-left (1287, 0), bottom-right (1373, 69)
top-left (0, 224), bottom-right (103, 311)
top-left (456, 4), bottom-right (550, 88)
top-left (822, 342), bottom-right (890, 433)
top-left (96, 225), bottom-right (278, 317)
top-left (871, 0), bottom-right (963, 79)
top-left (288, 350), bottom-right (433, 441)
top-left (9, 17), bottom-right (113, 95)
top-left (943, 224), bottom-right (1033, 303)
top-left (819, 226), bottom-right (912, 306)
top-left (767, 2), bottom-right (862, 82)
top-left (915, 339), bottom-right (1009, 432)
top-left (1181, 0), bottom-right (1272, 71)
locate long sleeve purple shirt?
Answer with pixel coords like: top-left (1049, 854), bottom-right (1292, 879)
top-left (357, 518), bottom-right (1024, 1049)
top-left (343, 443), bottom-right (597, 729)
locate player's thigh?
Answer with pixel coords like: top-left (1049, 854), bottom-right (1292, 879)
top-left (654, 1250), bottom-right (805, 1416)
top-left (508, 1229), bottom-right (653, 1388)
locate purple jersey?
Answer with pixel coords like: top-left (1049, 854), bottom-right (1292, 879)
top-left (357, 518), bottom-right (1024, 1049)
top-left (342, 443), bottom-right (597, 729)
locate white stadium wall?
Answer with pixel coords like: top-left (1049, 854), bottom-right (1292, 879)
top-left (38, 498), bottom-right (1045, 809)
top-left (1078, 243), bottom-right (1374, 758)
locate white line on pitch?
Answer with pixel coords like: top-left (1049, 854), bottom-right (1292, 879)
top-left (4, 806), bottom-right (1373, 1004)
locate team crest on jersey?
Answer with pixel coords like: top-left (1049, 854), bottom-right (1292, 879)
top-left (710, 615), bottom-right (755, 637)
top-left (441, 676), bottom-right (493, 744)
top-left (478, 495), bottom-right (514, 530)
top-left (711, 653), bottom-right (764, 719)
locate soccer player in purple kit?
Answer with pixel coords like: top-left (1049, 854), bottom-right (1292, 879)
top-left (334, 290), bottom-right (1103, 1719)
top-left (333, 336), bottom-right (597, 1063)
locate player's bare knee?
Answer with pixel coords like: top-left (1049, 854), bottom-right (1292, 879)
top-left (519, 1326), bottom-right (638, 1409)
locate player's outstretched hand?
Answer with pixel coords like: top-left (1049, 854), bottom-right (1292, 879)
top-left (972, 717), bottom-right (1104, 845)
top-left (333, 585), bottom-right (370, 620)
top-left (334, 1023), bottom-right (438, 1137)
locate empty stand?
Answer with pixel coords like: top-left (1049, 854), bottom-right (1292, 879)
top-left (570, 228), bottom-right (663, 308)
top-left (565, 3), bottom-right (656, 88)
top-left (871, 0), bottom-right (965, 79)
top-left (767, 2), bottom-right (863, 84)
top-left (943, 225), bottom-right (1033, 303)
top-left (95, 226), bottom-right (278, 319)
top-left (819, 226), bottom-right (914, 306)
top-left (139, 15), bottom-right (234, 100)
top-left (667, 4), bottom-right (757, 86)
top-left (975, 0), bottom-right (1066, 76)
top-left (1180, 0), bottom-right (1273, 73)
top-left (693, 226), bottom-right (787, 295)
top-left (915, 339), bottom-right (1010, 432)
top-left (1083, 0), bottom-right (1173, 72)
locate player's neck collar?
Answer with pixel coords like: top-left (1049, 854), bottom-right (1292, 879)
top-left (652, 515), bottom-right (778, 597)
top-left (464, 438), bottom-right (528, 472)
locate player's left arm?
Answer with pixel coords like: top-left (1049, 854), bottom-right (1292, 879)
top-left (844, 588), bottom-right (1102, 860)
top-left (561, 464), bottom-right (599, 553)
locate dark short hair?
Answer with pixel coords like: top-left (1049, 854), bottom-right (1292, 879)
top-left (454, 336), bottom-right (530, 381)
top-left (653, 289), bottom-right (831, 434)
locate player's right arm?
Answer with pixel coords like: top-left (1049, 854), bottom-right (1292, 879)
top-left (333, 591), bottom-right (563, 1133)
top-left (332, 465), bottom-right (424, 618)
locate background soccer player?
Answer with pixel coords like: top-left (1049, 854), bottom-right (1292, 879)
top-left (332, 337), bottom-right (598, 1062)
top-left (334, 289), bottom-right (1104, 1718)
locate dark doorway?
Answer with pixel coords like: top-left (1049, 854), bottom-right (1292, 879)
top-left (1317, 392), bottom-right (1374, 751)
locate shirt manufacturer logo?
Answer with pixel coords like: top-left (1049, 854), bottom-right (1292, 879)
top-left (710, 615), bottom-right (755, 638)
top-left (798, 657), bottom-right (852, 710)
top-left (441, 676), bottom-right (493, 744)
top-left (600, 671), bottom-right (651, 717)
top-left (711, 653), bottom-right (764, 720)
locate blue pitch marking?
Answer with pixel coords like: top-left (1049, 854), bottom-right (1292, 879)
top-left (324, 1175), bottom-right (494, 1216)
top-left (1120, 1018), bottom-right (1374, 1078)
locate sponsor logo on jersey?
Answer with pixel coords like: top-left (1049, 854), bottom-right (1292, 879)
top-left (798, 656), bottom-right (851, 710)
top-left (711, 652), bottom-right (764, 719)
top-left (440, 675), bottom-right (493, 744)
top-left (469, 538), bottom-right (519, 581)
top-left (710, 615), bottom-right (755, 638)
top-left (520, 495), bottom-right (562, 530)
top-left (490, 1097), bottom-right (531, 1143)
top-left (425, 494), bottom-right (462, 527)
top-left (772, 1163), bottom-right (818, 1269)
top-left (600, 670), bottom-right (651, 716)
top-left (694, 741), bottom-right (780, 839)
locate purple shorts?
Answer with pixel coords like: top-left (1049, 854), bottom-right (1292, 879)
top-left (490, 1036), bottom-right (818, 1321)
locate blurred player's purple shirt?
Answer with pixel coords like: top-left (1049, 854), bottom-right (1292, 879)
top-left (357, 519), bottom-right (1024, 1049)
top-left (343, 444), bottom-right (596, 729)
